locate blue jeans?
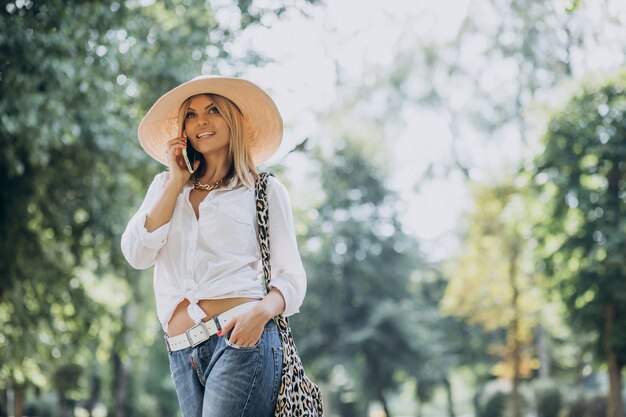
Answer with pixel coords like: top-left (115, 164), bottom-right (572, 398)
top-left (168, 319), bottom-right (283, 417)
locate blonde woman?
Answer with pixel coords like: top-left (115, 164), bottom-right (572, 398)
top-left (121, 76), bottom-right (306, 417)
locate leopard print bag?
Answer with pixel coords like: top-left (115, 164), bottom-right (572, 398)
top-left (255, 172), bottom-right (324, 417)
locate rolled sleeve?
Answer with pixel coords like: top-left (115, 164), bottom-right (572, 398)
top-left (270, 273), bottom-right (306, 317)
top-left (267, 177), bottom-right (307, 317)
top-left (130, 210), bottom-right (171, 249)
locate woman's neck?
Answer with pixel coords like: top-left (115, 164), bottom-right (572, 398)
top-left (199, 152), bottom-right (231, 183)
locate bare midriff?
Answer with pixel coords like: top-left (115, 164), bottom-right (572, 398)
top-left (167, 297), bottom-right (259, 337)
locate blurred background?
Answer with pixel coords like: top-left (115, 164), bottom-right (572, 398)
top-left (2, 0), bottom-right (626, 416)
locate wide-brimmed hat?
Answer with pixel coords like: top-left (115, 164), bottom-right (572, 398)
top-left (137, 75), bottom-right (283, 165)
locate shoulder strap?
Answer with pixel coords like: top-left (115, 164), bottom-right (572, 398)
top-left (254, 172), bottom-right (274, 294)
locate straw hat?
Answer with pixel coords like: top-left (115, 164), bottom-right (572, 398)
top-left (138, 75), bottom-right (283, 165)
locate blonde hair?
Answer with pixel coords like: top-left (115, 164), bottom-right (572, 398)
top-left (179, 93), bottom-right (257, 188)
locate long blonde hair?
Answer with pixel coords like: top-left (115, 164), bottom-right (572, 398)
top-left (179, 93), bottom-right (257, 188)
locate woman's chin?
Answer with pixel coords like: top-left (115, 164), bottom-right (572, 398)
top-left (197, 147), bottom-right (229, 161)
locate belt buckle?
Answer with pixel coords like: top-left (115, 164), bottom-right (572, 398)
top-left (164, 334), bottom-right (172, 353)
top-left (186, 322), bottom-right (207, 349)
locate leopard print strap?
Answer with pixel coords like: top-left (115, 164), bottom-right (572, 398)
top-left (255, 172), bottom-right (324, 416)
top-left (254, 171), bottom-right (274, 295)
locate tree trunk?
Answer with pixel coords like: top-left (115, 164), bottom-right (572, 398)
top-left (574, 350), bottom-right (585, 390)
top-left (84, 373), bottom-right (101, 417)
top-left (6, 379), bottom-right (26, 417)
top-left (58, 395), bottom-right (73, 417)
top-left (508, 245), bottom-right (522, 417)
top-left (14, 383), bottom-right (25, 417)
top-left (379, 390), bottom-right (392, 417)
top-left (443, 377), bottom-right (456, 417)
top-left (6, 384), bottom-right (13, 417)
top-left (112, 352), bottom-right (130, 417)
top-left (604, 304), bottom-right (625, 417)
top-left (536, 323), bottom-right (550, 378)
top-left (112, 303), bottom-right (136, 417)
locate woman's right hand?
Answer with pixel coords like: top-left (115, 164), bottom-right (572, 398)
top-left (166, 137), bottom-right (200, 187)
top-left (143, 138), bottom-right (195, 234)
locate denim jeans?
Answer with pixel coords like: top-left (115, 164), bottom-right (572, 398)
top-left (168, 319), bottom-right (283, 417)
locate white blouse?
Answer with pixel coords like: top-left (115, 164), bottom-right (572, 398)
top-left (120, 171), bottom-right (306, 332)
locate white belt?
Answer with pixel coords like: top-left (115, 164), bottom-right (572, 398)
top-left (165, 301), bottom-right (259, 353)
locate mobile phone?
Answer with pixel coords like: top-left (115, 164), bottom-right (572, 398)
top-left (182, 148), bottom-right (195, 174)
top-left (180, 133), bottom-right (195, 174)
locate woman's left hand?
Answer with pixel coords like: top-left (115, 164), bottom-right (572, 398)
top-left (219, 289), bottom-right (285, 347)
top-left (219, 305), bottom-right (271, 347)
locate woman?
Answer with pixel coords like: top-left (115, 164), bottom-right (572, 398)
top-left (121, 75), bottom-right (306, 417)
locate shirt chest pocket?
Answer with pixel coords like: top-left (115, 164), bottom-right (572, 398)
top-left (199, 203), bottom-right (256, 253)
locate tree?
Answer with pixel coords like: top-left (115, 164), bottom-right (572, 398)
top-left (0, 0), bottom-right (318, 415)
top-left (442, 179), bottom-right (547, 417)
top-left (1, 3), bottom-right (140, 415)
top-left (533, 72), bottom-right (626, 417)
top-left (291, 140), bottom-right (449, 417)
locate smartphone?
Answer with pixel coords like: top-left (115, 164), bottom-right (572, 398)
top-left (182, 148), bottom-right (195, 174)
top-left (181, 134), bottom-right (195, 174)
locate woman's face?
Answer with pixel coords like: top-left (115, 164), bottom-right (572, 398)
top-left (183, 94), bottom-right (230, 158)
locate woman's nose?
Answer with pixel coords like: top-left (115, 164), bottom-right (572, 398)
top-left (196, 115), bottom-right (209, 126)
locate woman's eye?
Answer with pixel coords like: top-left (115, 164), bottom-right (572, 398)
top-left (208, 106), bottom-right (219, 114)
top-left (185, 112), bottom-right (196, 119)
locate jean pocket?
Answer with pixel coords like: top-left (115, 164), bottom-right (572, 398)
top-left (223, 334), bottom-right (262, 350)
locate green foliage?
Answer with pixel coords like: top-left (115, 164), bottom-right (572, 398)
top-left (534, 383), bottom-right (562, 417)
top-left (132, 338), bottom-right (180, 417)
top-left (533, 71), bottom-right (626, 417)
top-left (52, 364), bottom-right (83, 398)
top-left (566, 396), bottom-right (608, 417)
top-left (476, 387), bottom-right (509, 417)
top-left (1, 1), bottom-right (128, 385)
top-left (565, 0), bottom-right (584, 13)
top-left (567, 398), bottom-right (588, 417)
top-left (586, 396), bottom-right (609, 417)
top-left (0, 0), bottom-right (318, 414)
top-left (534, 72), bottom-right (626, 361)
top-left (483, 392), bottom-right (508, 417)
top-left (23, 393), bottom-right (56, 417)
top-left (442, 178), bottom-right (547, 395)
top-left (292, 139), bottom-right (451, 409)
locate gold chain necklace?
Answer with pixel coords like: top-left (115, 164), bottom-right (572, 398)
top-left (192, 173), bottom-right (229, 192)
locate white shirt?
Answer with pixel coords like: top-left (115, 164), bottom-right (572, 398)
top-left (120, 171), bottom-right (306, 332)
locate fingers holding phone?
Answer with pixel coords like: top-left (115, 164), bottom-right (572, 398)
top-left (181, 148), bottom-right (195, 174)
top-left (183, 141), bottom-right (201, 174)
top-left (166, 137), bottom-right (198, 184)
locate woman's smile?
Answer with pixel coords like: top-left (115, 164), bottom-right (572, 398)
top-left (196, 130), bottom-right (216, 139)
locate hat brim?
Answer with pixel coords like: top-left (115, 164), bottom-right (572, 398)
top-left (138, 76), bottom-right (283, 165)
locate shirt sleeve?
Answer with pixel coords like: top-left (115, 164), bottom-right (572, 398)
top-left (266, 176), bottom-right (307, 317)
top-left (120, 171), bottom-right (173, 270)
